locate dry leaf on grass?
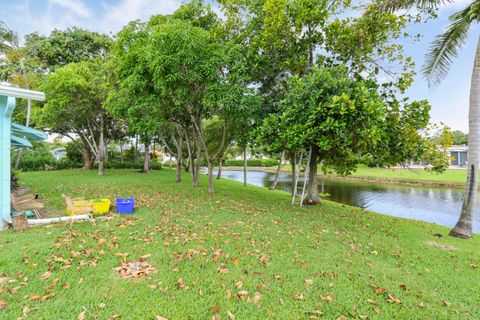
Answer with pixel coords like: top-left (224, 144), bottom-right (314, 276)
top-left (237, 290), bottom-right (249, 300)
top-left (0, 299), bottom-right (8, 310)
top-left (78, 311), bottom-right (86, 320)
top-left (114, 261), bottom-right (156, 279)
top-left (252, 292), bottom-right (262, 304)
top-left (40, 271), bottom-right (52, 280)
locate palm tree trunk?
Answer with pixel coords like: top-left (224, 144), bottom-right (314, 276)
top-left (450, 36), bottom-right (480, 238)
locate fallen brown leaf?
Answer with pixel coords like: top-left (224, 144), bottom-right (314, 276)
top-left (293, 293), bottom-right (304, 300)
top-left (237, 290), bottom-right (249, 300)
top-left (0, 299), bottom-right (8, 310)
top-left (78, 311), bottom-right (86, 320)
top-left (386, 293), bottom-right (401, 304)
top-left (22, 305), bottom-right (31, 315)
top-left (252, 292), bottom-right (262, 304)
top-left (40, 271), bottom-right (52, 280)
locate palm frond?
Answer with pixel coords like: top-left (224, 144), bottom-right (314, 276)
top-left (380, 0), bottom-right (452, 12)
top-left (0, 21), bottom-right (18, 53)
top-left (423, 4), bottom-right (473, 87)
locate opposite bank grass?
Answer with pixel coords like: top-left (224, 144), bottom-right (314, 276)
top-left (0, 169), bottom-right (479, 319)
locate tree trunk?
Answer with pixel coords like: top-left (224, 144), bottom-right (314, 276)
top-left (98, 157), bottom-right (105, 176)
top-left (217, 158), bottom-right (223, 180)
top-left (134, 135), bottom-right (138, 162)
top-left (207, 159), bottom-right (214, 194)
top-left (82, 148), bottom-right (93, 170)
top-left (143, 142), bottom-right (150, 173)
top-left (120, 142), bottom-right (123, 163)
top-left (290, 151), bottom-right (296, 195)
top-left (269, 150), bottom-right (285, 190)
top-left (169, 154), bottom-right (172, 169)
top-left (303, 146), bottom-right (320, 205)
top-left (98, 120), bottom-right (106, 176)
top-left (175, 137), bottom-right (183, 183)
top-left (186, 135), bottom-right (197, 187)
top-left (194, 141), bottom-right (201, 187)
top-left (243, 146), bottom-right (247, 186)
top-left (450, 36), bottom-right (480, 238)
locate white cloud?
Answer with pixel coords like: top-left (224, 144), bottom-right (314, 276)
top-left (48, 0), bottom-right (93, 18)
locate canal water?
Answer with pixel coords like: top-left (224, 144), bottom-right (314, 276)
top-left (218, 170), bottom-right (480, 232)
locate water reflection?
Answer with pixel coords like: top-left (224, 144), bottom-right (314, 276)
top-left (217, 170), bottom-right (480, 232)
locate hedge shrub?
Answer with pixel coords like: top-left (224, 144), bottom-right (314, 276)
top-left (224, 159), bottom-right (279, 167)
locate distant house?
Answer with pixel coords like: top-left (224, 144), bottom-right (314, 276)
top-left (448, 145), bottom-right (468, 167)
top-left (51, 147), bottom-right (66, 160)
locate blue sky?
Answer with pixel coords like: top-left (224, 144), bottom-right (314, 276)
top-left (1, 0), bottom-right (478, 132)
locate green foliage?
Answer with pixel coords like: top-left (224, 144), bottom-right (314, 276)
top-left (39, 60), bottom-right (110, 134)
top-left (257, 66), bottom-right (385, 175)
top-left (12, 142), bottom-right (56, 171)
top-left (257, 66), bottom-right (446, 175)
top-left (24, 28), bottom-right (112, 69)
top-left (423, 3), bottom-right (475, 86)
top-left (450, 130), bottom-right (468, 145)
top-left (65, 141), bottom-right (84, 163)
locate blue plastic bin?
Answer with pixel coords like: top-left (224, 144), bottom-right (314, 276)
top-left (116, 198), bottom-right (135, 214)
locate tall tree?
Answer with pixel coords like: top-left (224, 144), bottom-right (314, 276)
top-left (40, 60), bottom-right (115, 176)
top-left (256, 66), bottom-right (449, 204)
top-left (381, 0), bottom-right (480, 238)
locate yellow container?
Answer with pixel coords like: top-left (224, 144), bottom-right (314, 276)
top-left (91, 198), bottom-right (111, 215)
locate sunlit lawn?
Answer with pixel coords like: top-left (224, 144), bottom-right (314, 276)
top-left (0, 169), bottom-right (478, 319)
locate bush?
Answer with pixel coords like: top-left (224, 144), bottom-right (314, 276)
top-left (105, 160), bottom-right (162, 170)
top-left (55, 158), bottom-right (83, 170)
top-left (13, 143), bottom-right (57, 171)
top-left (65, 141), bottom-right (84, 163)
top-left (224, 159), bottom-right (279, 167)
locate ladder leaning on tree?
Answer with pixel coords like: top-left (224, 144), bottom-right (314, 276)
top-left (291, 147), bottom-right (312, 207)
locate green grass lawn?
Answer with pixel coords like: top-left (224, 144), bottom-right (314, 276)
top-left (348, 166), bottom-right (468, 184)
top-left (1, 169), bottom-right (479, 319)
top-left (278, 164), bottom-right (468, 185)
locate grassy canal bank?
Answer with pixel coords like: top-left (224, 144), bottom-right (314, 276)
top-left (0, 169), bottom-right (478, 319)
